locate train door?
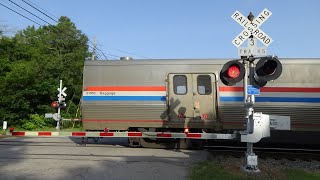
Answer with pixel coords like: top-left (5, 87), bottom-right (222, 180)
top-left (167, 73), bottom-right (217, 122)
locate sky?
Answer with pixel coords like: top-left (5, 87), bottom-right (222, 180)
top-left (0, 0), bottom-right (319, 59)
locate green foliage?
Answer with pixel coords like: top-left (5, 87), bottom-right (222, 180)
top-left (190, 161), bottom-right (320, 180)
top-left (0, 16), bottom-right (89, 129)
top-left (22, 114), bottom-right (47, 130)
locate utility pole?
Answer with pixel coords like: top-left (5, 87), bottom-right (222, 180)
top-left (92, 36), bottom-right (96, 60)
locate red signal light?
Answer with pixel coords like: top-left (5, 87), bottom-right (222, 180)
top-left (51, 101), bottom-right (58, 108)
top-left (220, 60), bottom-right (245, 86)
top-left (201, 114), bottom-right (208, 120)
top-left (227, 65), bottom-right (240, 78)
top-left (184, 128), bottom-right (189, 133)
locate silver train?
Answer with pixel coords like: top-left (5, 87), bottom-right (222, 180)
top-left (81, 58), bottom-right (320, 144)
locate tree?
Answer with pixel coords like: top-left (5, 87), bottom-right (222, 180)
top-left (0, 16), bottom-right (90, 127)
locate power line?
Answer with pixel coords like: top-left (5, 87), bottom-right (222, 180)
top-left (10, 0), bottom-right (108, 59)
top-left (114, 48), bottom-right (150, 59)
top-left (5, 0), bottom-right (106, 59)
top-left (7, 0), bottom-right (51, 25)
top-left (1, 0), bottom-right (104, 61)
top-left (20, 0), bottom-right (146, 60)
top-left (23, 0), bottom-right (59, 20)
top-left (0, 1), bottom-right (41, 26)
top-left (4, 0), bottom-right (142, 60)
top-left (20, 0), bottom-right (58, 23)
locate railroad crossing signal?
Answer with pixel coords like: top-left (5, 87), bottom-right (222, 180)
top-left (51, 101), bottom-right (59, 109)
top-left (220, 56), bottom-right (282, 87)
top-left (51, 101), bottom-right (67, 110)
top-left (231, 8), bottom-right (273, 47)
top-left (254, 55), bottom-right (282, 87)
top-left (220, 60), bottom-right (245, 86)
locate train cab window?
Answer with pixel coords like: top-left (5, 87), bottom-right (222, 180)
top-left (173, 75), bottom-right (187, 95)
top-left (197, 75), bottom-right (212, 95)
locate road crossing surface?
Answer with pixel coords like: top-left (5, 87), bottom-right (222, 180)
top-left (0, 136), bottom-right (209, 180)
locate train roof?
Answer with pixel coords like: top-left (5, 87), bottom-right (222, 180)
top-left (84, 58), bottom-right (320, 66)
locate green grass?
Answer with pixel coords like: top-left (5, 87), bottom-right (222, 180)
top-left (190, 161), bottom-right (320, 180)
top-left (0, 130), bottom-right (5, 135)
top-left (283, 168), bottom-right (320, 180)
top-left (190, 161), bottom-right (249, 180)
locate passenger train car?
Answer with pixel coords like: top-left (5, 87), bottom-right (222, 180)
top-left (81, 58), bottom-right (320, 147)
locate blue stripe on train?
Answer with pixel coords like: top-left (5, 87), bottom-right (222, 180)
top-left (220, 97), bottom-right (320, 103)
top-left (83, 96), bottom-right (166, 101)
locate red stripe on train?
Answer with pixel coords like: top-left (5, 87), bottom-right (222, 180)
top-left (219, 87), bottom-right (320, 92)
top-left (222, 122), bottom-right (320, 127)
top-left (82, 119), bottom-right (166, 123)
top-left (85, 86), bottom-right (166, 91)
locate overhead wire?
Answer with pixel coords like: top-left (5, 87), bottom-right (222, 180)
top-left (20, 0), bottom-right (103, 59)
top-left (0, 1), bottom-right (42, 26)
top-left (22, 0), bottom-right (109, 59)
top-left (23, 0), bottom-right (59, 20)
top-left (21, 0), bottom-right (58, 23)
top-left (114, 48), bottom-right (150, 59)
top-left (8, 0), bottom-right (51, 25)
top-left (21, 0), bottom-right (148, 60)
top-left (4, 0), bottom-right (148, 60)
top-left (6, 0), bottom-right (104, 59)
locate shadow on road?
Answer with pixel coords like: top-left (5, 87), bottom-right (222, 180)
top-left (0, 136), bottom-right (209, 179)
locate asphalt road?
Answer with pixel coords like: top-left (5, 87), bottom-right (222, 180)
top-left (0, 136), bottom-right (210, 180)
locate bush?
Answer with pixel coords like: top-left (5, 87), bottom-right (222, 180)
top-left (22, 114), bottom-right (47, 130)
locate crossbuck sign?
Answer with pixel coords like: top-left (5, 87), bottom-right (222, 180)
top-left (232, 8), bottom-right (273, 47)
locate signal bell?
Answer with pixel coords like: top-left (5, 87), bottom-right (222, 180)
top-left (220, 60), bottom-right (245, 86)
top-left (254, 56), bottom-right (282, 87)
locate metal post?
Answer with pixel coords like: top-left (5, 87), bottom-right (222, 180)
top-left (56, 80), bottom-right (62, 130)
top-left (242, 55), bottom-right (260, 173)
top-left (240, 11), bottom-right (260, 173)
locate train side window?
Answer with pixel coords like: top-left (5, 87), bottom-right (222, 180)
top-left (197, 75), bottom-right (212, 95)
top-left (173, 75), bottom-right (187, 95)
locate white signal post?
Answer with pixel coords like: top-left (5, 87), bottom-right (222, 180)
top-left (231, 9), bottom-right (274, 173)
top-left (56, 80), bottom-right (67, 130)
